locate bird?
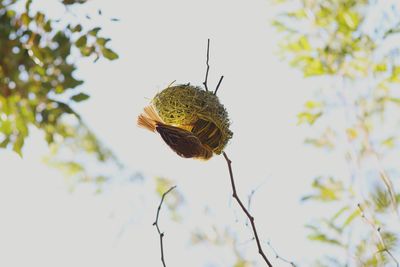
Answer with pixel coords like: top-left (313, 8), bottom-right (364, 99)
top-left (138, 105), bottom-right (213, 160)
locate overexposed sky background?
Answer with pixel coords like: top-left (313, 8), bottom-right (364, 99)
top-left (0, 0), bottom-right (352, 266)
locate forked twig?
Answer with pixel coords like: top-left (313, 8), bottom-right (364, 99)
top-left (202, 39), bottom-right (224, 95)
top-left (357, 203), bottom-right (399, 267)
top-left (153, 186), bottom-right (177, 267)
top-left (266, 241), bottom-right (296, 266)
top-left (222, 152), bottom-right (273, 267)
top-left (203, 39), bottom-right (210, 91)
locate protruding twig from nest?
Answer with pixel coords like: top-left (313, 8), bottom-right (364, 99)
top-left (222, 152), bottom-right (273, 267)
top-left (214, 75), bottom-right (224, 95)
top-left (153, 185), bottom-right (177, 267)
top-left (203, 38), bottom-right (210, 92)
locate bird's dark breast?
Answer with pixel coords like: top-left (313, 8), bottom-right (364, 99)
top-left (155, 123), bottom-right (212, 159)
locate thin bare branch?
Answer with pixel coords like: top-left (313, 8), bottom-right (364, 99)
top-left (247, 189), bottom-right (256, 211)
top-left (246, 182), bottom-right (267, 227)
top-left (153, 185), bottom-right (177, 267)
top-left (214, 75), bottom-right (224, 95)
top-left (357, 203), bottom-right (399, 267)
top-left (203, 39), bottom-right (210, 91)
top-left (266, 241), bottom-right (297, 267)
top-left (222, 152), bottom-right (273, 267)
top-left (247, 181), bottom-right (268, 211)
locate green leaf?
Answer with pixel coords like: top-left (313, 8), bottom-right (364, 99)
top-left (389, 67), bottom-right (400, 82)
top-left (16, 116), bottom-right (29, 137)
top-left (304, 59), bottom-right (326, 76)
top-left (88, 27), bottom-right (101, 36)
top-left (338, 10), bottom-right (360, 30)
top-left (303, 176), bottom-right (344, 202)
top-left (305, 100), bottom-right (322, 109)
top-left (331, 206), bottom-right (349, 221)
top-left (286, 36), bottom-right (311, 52)
top-left (75, 35), bottom-right (87, 48)
top-left (1, 120), bottom-right (13, 135)
top-left (374, 63), bottom-right (387, 72)
top-left (71, 24), bottom-right (82, 32)
top-left (0, 137), bottom-right (10, 148)
top-left (29, 46), bottom-right (44, 64)
top-left (101, 47), bottom-right (119, 60)
top-left (54, 84), bottom-right (65, 94)
top-left (342, 209), bottom-right (360, 227)
top-left (387, 97), bottom-right (400, 105)
top-left (20, 13), bottom-right (30, 26)
top-left (48, 161), bottom-right (85, 176)
top-left (96, 37), bottom-right (110, 46)
top-left (308, 233), bottom-right (342, 246)
top-left (43, 20), bottom-right (52, 32)
top-left (54, 101), bottom-right (80, 119)
top-left (25, 0), bottom-right (32, 10)
top-left (63, 75), bottom-right (84, 89)
top-left (13, 134), bottom-right (25, 157)
top-left (155, 177), bottom-right (174, 197)
top-left (383, 232), bottom-right (399, 250)
top-left (80, 45), bottom-right (95, 57)
top-left (34, 12), bottom-right (45, 26)
top-left (71, 93), bottom-right (90, 102)
top-left (381, 137), bottom-right (396, 149)
top-left (371, 185), bottom-right (392, 213)
top-left (304, 136), bottom-right (334, 149)
top-left (6, 9), bottom-right (16, 17)
top-left (298, 111), bottom-right (322, 125)
top-left (287, 9), bottom-right (307, 19)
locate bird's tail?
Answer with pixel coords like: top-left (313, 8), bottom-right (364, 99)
top-left (137, 105), bottom-right (163, 132)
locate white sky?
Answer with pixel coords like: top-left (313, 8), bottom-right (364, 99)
top-left (0, 0), bottom-right (357, 266)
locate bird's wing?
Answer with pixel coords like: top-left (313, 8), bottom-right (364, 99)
top-left (156, 123), bottom-right (212, 160)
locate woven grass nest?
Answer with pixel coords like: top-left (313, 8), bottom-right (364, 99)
top-left (138, 84), bottom-right (233, 160)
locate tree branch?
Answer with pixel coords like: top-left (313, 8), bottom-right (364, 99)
top-left (357, 203), bottom-right (399, 267)
top-left (266, 241), bottom-right (296, 267)
top-left (203, 38), bottom-right (210, 92)
top-left (222, 152), bottom-right (273, 267)
top-left (153, 185), bottom-right (177, 267)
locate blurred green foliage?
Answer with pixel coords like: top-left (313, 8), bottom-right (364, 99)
top-left (274, 0), bottom-right (400, 265)
top-left (0, 0), bottom-right (120, 183)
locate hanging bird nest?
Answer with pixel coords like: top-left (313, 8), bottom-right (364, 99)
top-left (152, 84), bottom-right (232, 155)
top-left (138, 84), bottom-right (232, 159)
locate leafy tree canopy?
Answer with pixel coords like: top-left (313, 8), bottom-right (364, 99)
top-left (0, 0), bottom-right (120, 185)
top-left (273, 0), bottom-right (400, 265)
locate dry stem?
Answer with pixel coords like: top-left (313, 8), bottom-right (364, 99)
top-left (153, 185), bottom-right (177, 267)
top-left (222, 152), bottom-right (273, 267)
